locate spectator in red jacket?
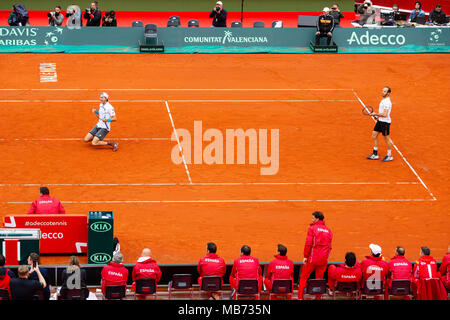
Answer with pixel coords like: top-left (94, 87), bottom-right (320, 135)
top-left (197, 242), bottom-right (226, 300)
top-left (27, 187), bottom-right (65, 214)
top-left (264, 244), bottom-right (294, 292)
top-left (412, 246), bottom-right (447, 300)
top-left (386, 246), bottom-right (412, 299)
top-left (298, 211), bottom-right (332, 299)
top-left (131, 248), bottom-right (162, 299)
top-left (0, 254), bottom-right (11, 298)
top-left (439, 243), bottom-right (450, 290)
top-left (327, 252), bottom-right (362, 294)
top-left (229, 245), bottom-right (263, 299)
top-left (360, 243), bottom-right (389, 292)
top-left (101, 252), bottom-right (129, 298)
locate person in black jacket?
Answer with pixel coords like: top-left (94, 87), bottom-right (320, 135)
top-left (27, 253), bottom-right (50, 300)
top-left (10, 265), bottom-right (46, 300)
top-left (315, 7), bottom-right (335, 45)
top-left (209, 1), bottom-right (227, 27)
top-left (84, 1), bottom-right (102, 26)
top-left (59, 256), bottom-right (89, 300)
top-left (429, 4), bottom-right (447, 25)
top-left (102, 10), bottom-right (117, 27)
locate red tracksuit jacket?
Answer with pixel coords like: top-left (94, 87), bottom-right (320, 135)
top-left (101, 262), bottom-right (129, 294)
top-left (303, 220), bottom-right (332, 265)
top-left (27, 195), bottom-right (66, 214)
top-left (388, 255), bottom-right (412, 281)
top-left (265, 255), bottom-right (294, 284)
top-left (439, 252), bottom-right (450, 288)
top-left (360, 255), bottom-right (389, 284)
top-left (413, 255), bottom-right (447, 300)
top-left (413, 255), bottom-right (440, 279)
top-left (230, 255), bottom-right (262, 283)
top-left (197, 253), bottom-right (226, 278)
top-left (0, 267), bottom-right (11, 297)
top-left (329, 264), bottom-right (363, 289)
top-left (132, 257), bottom-right (162, 282)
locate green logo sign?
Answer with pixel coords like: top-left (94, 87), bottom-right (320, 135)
top-left (90, 221), bottom-right (112, 232)
top-left (90, 253), bottom-right (111, 263)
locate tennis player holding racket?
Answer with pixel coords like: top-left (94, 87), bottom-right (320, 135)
top-left (84, 92), bottom-right (118, 151)
top-left (366, 86), bottom-right (393, 162)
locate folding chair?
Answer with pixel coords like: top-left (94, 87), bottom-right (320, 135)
top-left (105, 285), bottom-right (126, 300)
top-left (131, 20), bottom-right (143, 27)
top-left (304, 279), bottom-right (327, 300)
top-left (253, 21), bottom-right (265, 28)
top-left (167, 16), bottom-right (180, 27)
top-left (0, 289), bottom-right (10, 301)
top-left (200, 276), bottom-right (222, 299)
top-left (144, 24), bottom-right (158, 45)
top-left (333, 281), bottom-right (360, 300)
top-left (32, 289), bottom-right (45, 301)
top-left (188, 19), bottom-right (199, 27)
top-left (388, 280), bottom-right (411, 300)
top-left (236, 279), bottom-right (259, 300)
top-left (269, 279), bottom-right (293, 300)
top-left (135, 278), bottom-right (157, 300)
top-left (272, 20), bottom-right (283, 28)
top-left (168, 274), bottom-right (193, 299)
top-left (361, 280), bottom-right (384, 300)
top-left (231, 21), bottom-right (242, 27)
top-left (59, 288), bottom-right (87, 300)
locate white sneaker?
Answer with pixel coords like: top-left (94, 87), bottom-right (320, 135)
top-left (366, 153), bottom-right (379, 160)
top-left (382, 155), bottom-right (393, 162)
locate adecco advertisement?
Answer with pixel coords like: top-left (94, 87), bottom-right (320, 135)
top-left (3, 215), bottom-right (88, 254)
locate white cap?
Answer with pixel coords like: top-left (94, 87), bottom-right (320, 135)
top-left (216, 1), bottom-right (223, 5)
top-left (369, 243), bottom-right (382, 255)
top-left (364, 0), bottom-right (372, 4)
top-left (100, 92), bottom-right (109, 100)
top-left (323, 7), bottom-right (330, 12)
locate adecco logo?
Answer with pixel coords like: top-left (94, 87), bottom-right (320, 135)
top-left (347, 31), bottom-right (406, 46)
top-left (90, 221), bottom-right (112, 233)
top-left (41, 232), bottom-right (63, 239)
top-left (90, 253), bottom-right (111, 264)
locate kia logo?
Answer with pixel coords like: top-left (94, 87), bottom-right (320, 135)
top-left (90, 253), bottom-right (111, 263)
top-left (90, 221), bottom-right (112, 232)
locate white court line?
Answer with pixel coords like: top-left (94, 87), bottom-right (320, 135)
top-left (0, 138), bottom-right (169, 141)
top-left (164, 100), bottom-right (192, 184)
top-left (0, 198), bottom-right (435, 204)
top-left (0, 99), bottom-right (357, 103)
top-left (352, 90), bottom-right (437, 201)
top-left (0, 88), bottom-right (355, 91)
top-left (0, 182), bottom-right (419, 187)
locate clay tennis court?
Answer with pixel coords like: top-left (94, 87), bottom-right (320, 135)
top-left (0, 53), bottom-right (448, 266)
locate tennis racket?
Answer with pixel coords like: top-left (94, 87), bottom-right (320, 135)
top-left (362, 105), bottom-right (378, 119)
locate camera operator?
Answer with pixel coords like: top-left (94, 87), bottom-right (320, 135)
top-left (429, 4), bottom-right (447, 25)
top-left (66, 4), bottom-right (82, 27)
top-left (102, 10), bottom-right (117, 27)
top-left (357, 0), bottom-right (377, 25)
top-left (47, 6), bottom-right (64, 26)
top-left (209, 1), bottom-right (227, 27)
top-left (84, 1), bottom-right (101, 26)
top-left (329, 3), bottom-right (344, 27)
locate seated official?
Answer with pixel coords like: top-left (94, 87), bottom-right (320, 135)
top-left (27, 186), bottom-right (65, 214)
top-left (429, 4), bottom-right (447, 25)
top-left (408, 1), bottom-right (425, 22)
top-left (315, 7), bottom-right (335, 46)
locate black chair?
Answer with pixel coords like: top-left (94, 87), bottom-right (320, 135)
top-left (200, 276), bottom-right (222, 299)
top-left (144, 24), bottom-right (158, 45)
top-left (168, 274), bottom-right (193, 299)
top-left (388, 280), bottom-right (411, 298)
top-left (0, 289), bottom-right (10, 301)
top-left (231, 21), bottom-right (242, 27)
top-left (253, 21), bottom-right (265, 28)
top-left (32, 289), bottom-right (45, 301)
top-left (167, 16), bottom-right (180, 27)
top-left (305, 278), bottom-right (327, 299)
top-left (269, 279), bottom-right (292, 300)
top-left (105, 285), bottom-right (126, 300)
top-left (188, 19), bottom-right (199, 27)
top-left (59, 288), bottom-right (87, 300)
top-left (131, 20), bottom-right (143, 27)
top-left (333, 281), bottom-right (360, 300)
top-left (361, 280), bottom-right (384, 299)
top-left (236, 279), bottom-right (259, 300)
top-left (271, 20), bottom-right (283, 28)
top-left (135, 278), bottom-right (157, 299)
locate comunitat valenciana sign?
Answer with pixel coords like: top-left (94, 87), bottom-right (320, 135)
top-left (0, 27), bottom-right (64, 46)
top-left (183, 30), bottom-right (269, 45)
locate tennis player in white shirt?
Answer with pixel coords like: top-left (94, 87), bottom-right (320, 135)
top-left (84, 92), bottom-right (118, 151)
top-left (366, 86), bottom-right (393, 162)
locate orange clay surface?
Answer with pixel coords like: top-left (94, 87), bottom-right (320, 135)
top-left (0, 53), bottom-right (448, 265)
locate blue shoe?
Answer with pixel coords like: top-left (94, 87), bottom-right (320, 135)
top-left (112, 142), bottom-right (118, 152)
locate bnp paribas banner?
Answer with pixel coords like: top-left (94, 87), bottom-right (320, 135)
top-left (0, 26), bottom-right (448, 53)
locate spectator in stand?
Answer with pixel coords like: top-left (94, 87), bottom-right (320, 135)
top-left (197, 242), bottom-right (226, 300)
top-left (0, 253), bottom-right (16, 279)
top-left (264, 244), bottom-right (294, 293)
top-left (327, 252), bottom-right (362, 295)
top-left (84, 1), bottom-right (102, 26)
top-left (0, 254), bottom-right (12, 298)
top-left (229, 245), bottom-right (263, 299)
top-left (298, 211), bottom-right (332, 300)
top-left (412, 246), bottom-right (447, 300)
top-left (59, 256), bottom-right (89, 300)
top-left (27, 252), bottom-right (50, 300)
top-left (27, 187), bottom-right (65, 214)
top-left (357, 0), bottom-right (377, 25)
top-left (329, 3), bottom-right (344, 27)
top-left (131, 248), bottom-right (162, 300)
top-left (360, 244), bottom-right (389, 292)
top-left (315, 7), bottom-right (335, 46)
top-left (101, 252), bottom-right (129, 298)
top-left (408, 1), bottom-right (425, 22)
top-left (209, 1), bottom-right (227, 27)
top-left (102, 10), bottom-right (117, 27)
top-left (10, 264), bottom-right (46, 300)
top-left (386, 246), bottom-right (412, 299)
top-left (8, 4), bottom-right (29, 26)
top-left (429, 4), bottom-right (447, 25)
top-left (439, 243), bottom-right (450, 290)
top-left (47, 6), bottom-right (64, 26)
